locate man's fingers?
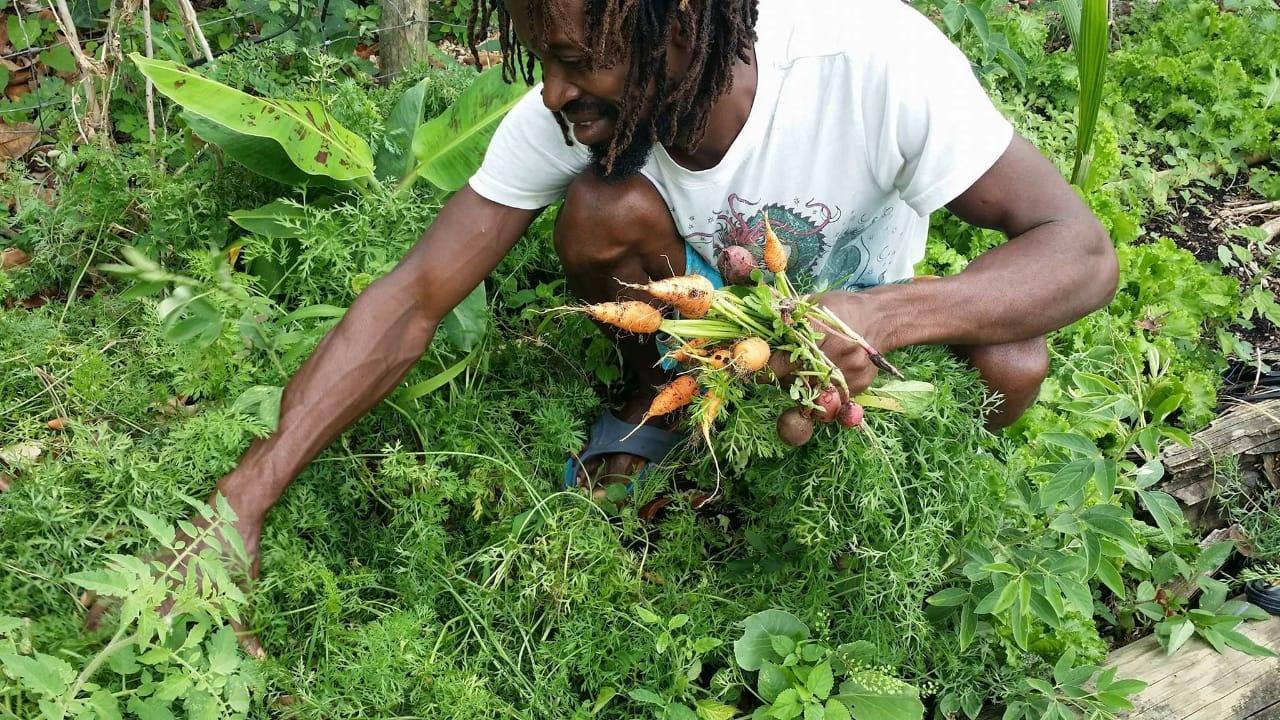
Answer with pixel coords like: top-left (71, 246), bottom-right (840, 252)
top-left (765, 350), bottom-right (802, 384)
top-left (232, 618), bottom-right (266, 660)
top-left (82, 591), bottom-right (109, 632)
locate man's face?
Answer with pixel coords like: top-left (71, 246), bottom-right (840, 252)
top-left (505, 0), bottom-right (677, 176)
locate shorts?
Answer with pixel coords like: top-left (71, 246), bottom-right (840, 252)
top-left (656, 245), bottom-right (725, 370)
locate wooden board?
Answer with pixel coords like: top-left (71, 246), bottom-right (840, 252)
top-left (1106, 614), bottom-right (1280, 719)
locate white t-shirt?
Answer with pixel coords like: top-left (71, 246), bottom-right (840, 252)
top-left (469, 0), bottom-right (1013, 290)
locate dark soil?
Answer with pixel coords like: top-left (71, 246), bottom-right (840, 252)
top-left (1144, 168), bottom-right (1279, 355)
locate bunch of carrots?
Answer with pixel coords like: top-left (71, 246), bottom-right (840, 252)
top-left (568, 216), bottom-right (918, 452)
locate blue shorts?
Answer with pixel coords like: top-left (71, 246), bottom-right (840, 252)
top-left (684, 244), bottom-right (724, 288)
top-left (656, 246), bottom-right (725, 369)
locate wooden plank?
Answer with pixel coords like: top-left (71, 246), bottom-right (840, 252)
top-left (1108, 614), bottom-right (1280, 719)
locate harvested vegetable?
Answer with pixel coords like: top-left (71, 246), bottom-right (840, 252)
top-left (581, 301), bottom-right (664, 334)
top-left (762, 215), bottom-right (786, 274)
top-left (837, 401), bottom-right (864, 428)
top-left (717, 245), bottom-right (757, 285)
top-left (640, 375), bottom-right (700, 422)
top-left (814, 386), bottom-right (841, 423)
top-left (622, 275), bottom-right (715, 319)
top-left (731, 337), bottom-right (770, 374)
top-left (776, 407), bottom-right (814, 447)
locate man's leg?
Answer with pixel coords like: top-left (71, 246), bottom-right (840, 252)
top-left (555, 166), bottom-right (687, 487)
top-left (952, 337), bottom-right (1050, 430)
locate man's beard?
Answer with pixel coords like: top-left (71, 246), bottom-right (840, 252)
top-left (563, 98), bottom-right (654, 181)
top-left (589, 130), bottom-right (655, 182)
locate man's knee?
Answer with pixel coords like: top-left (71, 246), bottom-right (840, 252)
top-left (961, 337), bottom-right (1049, 427)
top-left (554, 168), bottom-right (677, 274)
top-left (990, 337), bottom-right (1050, 397)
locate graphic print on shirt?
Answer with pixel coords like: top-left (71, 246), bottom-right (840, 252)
top-left (685, 194), bottom-right (840, 288)
top-left (816, 205), bottom-right (899, 289)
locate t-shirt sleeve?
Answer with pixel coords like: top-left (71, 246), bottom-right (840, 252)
top-left (858, 1), bottom-right (1014, 217)
top-left (468, 84), bottom-right (590, 210)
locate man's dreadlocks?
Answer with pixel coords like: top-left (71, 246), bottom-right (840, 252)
top-left (467, 0), bottom-right (760, 175)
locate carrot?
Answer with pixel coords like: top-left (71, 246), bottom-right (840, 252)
top-left (700, 391), bottom-right (725, 433)
top-left (584, 301), bottom-right (664, 334)
top-left (731, 337), bottom-right (770, 373)
top-left (763, 215), bottom-right (787, 274)
top-left (702, 347), bottom-right (733, 370)
top-left (621, 275), bottom-right (715, 319)
top-left (669, 339), bottom-right (708, 364)
top-left (622, 374), bottom-right (701, 442)
top-left (642, 375), bottom-right (700, 421)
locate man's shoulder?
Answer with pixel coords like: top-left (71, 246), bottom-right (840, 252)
top-left (766, 0), bottom-right (940, 67)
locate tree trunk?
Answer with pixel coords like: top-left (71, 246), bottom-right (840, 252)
top-left (378, 0), bottom-right (430, 82)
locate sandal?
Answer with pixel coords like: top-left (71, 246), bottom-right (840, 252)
top-left (562, 411), bottom-right (683, 493)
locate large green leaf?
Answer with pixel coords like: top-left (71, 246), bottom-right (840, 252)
top-left (833, 672), bottom-right (925, 720)
top-left (185, 112), bottom-right (325, 187)
top-left (733, 609), bottom-right (809, 671)
top-left (440, 282), bottom-right (489, 352)
top-left (131, 53), bottom-right (374, 182)
top-left (229, 200), bottom-right (307, 238)
top-left (1070, 0), bottom-right (1109, 186)
top-left (376, 78), bottom-right (431, 183)
top-left (407, 65), bottom-right (538, 192)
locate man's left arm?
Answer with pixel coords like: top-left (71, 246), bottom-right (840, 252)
top-left (830, 134), bottom-right (1118, 357)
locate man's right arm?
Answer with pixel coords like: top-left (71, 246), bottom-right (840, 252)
top-left (214, 187), bottom-right (539, 545)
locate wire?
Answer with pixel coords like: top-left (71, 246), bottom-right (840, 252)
top-left (187, 0), bottom-right (307, 68)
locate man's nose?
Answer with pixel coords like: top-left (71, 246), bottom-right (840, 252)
top-left (540, 65), bottom-right (581, 113)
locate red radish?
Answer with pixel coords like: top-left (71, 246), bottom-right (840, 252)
top-left (814, 386), bottom-right (841, 423)
top-left (837, 402), bottom-right (864, 428)
top-left (717, 246), bottom-right (757, 285)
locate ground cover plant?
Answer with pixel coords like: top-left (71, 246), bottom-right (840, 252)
top-left (2, 0), bottom-right (1279, 718)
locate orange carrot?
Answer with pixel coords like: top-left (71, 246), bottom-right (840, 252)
top-left (763, 215), bottom-right (787, 274)
top-left (623, 374), bottom-right (702, 442)
top-left (702, 347), bottom-right (733, 370)
top-left (669, 339), bottom-right (708, 364)
top-left (621, 275), bottom-right (715, 318)
top-left (731, 337), bottom-right (770, 373)
top-left (642, 375), bottom-right (700, 421)
top-left (585, 301), bottom-right (664, 334)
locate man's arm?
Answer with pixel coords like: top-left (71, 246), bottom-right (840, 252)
top-left (216, 187), bottom-right (538, 539)
top-left (819, 135), bottom-right (1118, 389)
top-left (866, 135), bottom-right (1118, 348)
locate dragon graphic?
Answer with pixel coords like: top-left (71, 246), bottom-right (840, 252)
top-left (687, 194), bottom-right (840, 285)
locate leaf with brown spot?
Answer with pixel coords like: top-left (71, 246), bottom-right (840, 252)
top-left (132, 54), bottom-right (374, 182)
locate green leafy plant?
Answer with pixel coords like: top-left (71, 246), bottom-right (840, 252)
top-left (621, 606), bottom-right (734, 720)
top-left (733, 611), bottom-right (924, 720)
top-left (1002, 649), bottom-right (1147, 720)
top-left (1058, 0), bottom-right (1111, 186)
top-left (0, 497), bottom-right (259, 719)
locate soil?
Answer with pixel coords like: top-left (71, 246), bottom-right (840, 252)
top-left (1143, 167), bottom-right (1280, 354)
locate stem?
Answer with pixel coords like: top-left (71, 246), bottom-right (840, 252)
top-left (63, 628), bottom-right (139, 707)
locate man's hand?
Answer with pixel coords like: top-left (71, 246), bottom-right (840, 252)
top-left (83, 497), bottom-right (266, 658)
top-left (810, 291), bottom-right (893, 398)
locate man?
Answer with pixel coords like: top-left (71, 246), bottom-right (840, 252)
top-left (89, 0), bottom-right (1118, 652)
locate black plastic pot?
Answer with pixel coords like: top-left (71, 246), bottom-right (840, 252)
top-left (1245, 580), bottom-right (1280, 615)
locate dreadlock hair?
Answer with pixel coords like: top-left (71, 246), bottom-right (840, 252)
top-left (467, 0), bottom-right (760, 176)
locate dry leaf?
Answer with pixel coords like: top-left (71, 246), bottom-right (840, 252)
top-left (0, 121), bottom-right (37, 159)
top-left (1, 247), bottom-right (30, 269)
top-left (0, 441), bottom-right (42, 466)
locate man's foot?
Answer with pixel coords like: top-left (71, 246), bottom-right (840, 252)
top-left (565, 389), bottom-right (684, 502)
